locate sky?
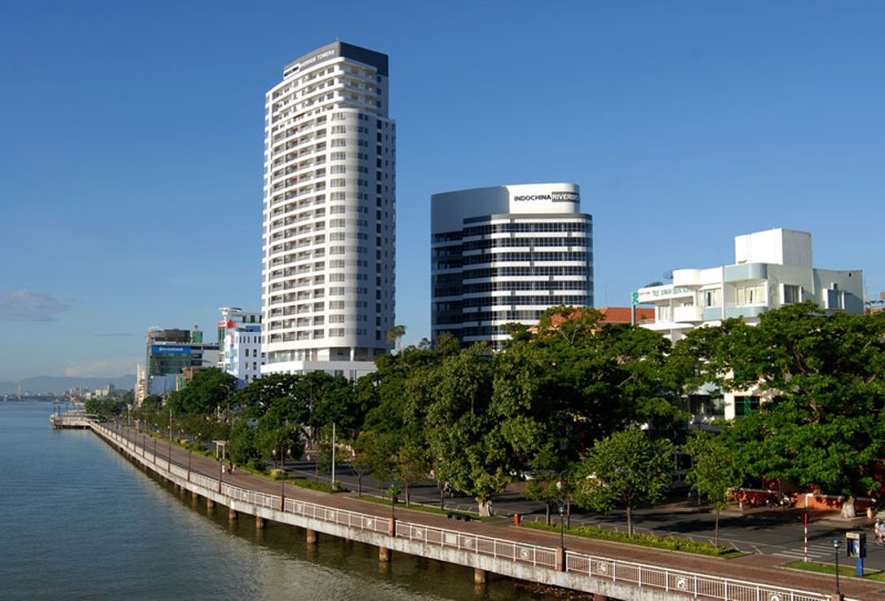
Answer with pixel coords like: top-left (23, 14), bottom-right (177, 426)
top-left (1, 1), bottom-right (883, 382)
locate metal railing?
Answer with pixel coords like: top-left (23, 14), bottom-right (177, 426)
top-left (565, 554), bottom-right (824, 601)
top-left (92, 423), bottom-right (828, 601)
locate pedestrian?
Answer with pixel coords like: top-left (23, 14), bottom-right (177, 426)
top-left (875, 519), bottom-right (884, 544)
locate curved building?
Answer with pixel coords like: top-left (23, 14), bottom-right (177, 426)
top-left (262, 42), bottom-right (396, 378)
top-left (431, 183), bottom-right (593, 348)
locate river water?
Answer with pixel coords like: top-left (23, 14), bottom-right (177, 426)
top-left (0, 402), bottom-right (560, 601)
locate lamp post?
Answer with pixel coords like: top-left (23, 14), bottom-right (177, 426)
top-left (331, 422), bottom-right (336, 490)
top-left (168, 408), bottom-right (173, 470)
top-left (833, 538), bottom-right (842, 597)
top-left (558, 502), bottom-right (565, 549)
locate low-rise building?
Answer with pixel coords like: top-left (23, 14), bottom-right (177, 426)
top-left (218, 307), bottom-right (263, 387)
top-left (635, 228), bottom-right (863, 342)
top-left (635, 228), bottom-right (864, 420)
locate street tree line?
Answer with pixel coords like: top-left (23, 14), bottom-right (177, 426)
top-left (128, 302), bottom-right (885, 534)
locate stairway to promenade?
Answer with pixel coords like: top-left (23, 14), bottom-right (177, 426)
top-left (85, 421), bottom-right (881, 601)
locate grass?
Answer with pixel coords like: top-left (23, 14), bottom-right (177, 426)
top-left (353, 494), bottom-right (502, 522)
top-left (784, 560), bottom-right (885, 581)
top-left (524, 521), bottom-right (741, 558)
top-left (269, 470), bottom-right (349, 494)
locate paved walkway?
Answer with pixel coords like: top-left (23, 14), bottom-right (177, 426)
top-left (114, 425), bottom-right (884, 600)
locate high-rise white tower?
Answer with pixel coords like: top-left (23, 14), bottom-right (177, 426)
top-left (262, 42), bottom-right (396, 379)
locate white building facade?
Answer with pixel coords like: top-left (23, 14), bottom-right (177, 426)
top-left (431, 183), bottom-right (593, 348)
top-left (218, 307), bottom-right (263, 386)
top-left (635, 228), bottom-right (864, 420)
top-left (262, 42), bottom-right (396, 380)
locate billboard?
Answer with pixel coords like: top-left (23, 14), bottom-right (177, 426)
top-left (150, 345), bottom-right (192, 355)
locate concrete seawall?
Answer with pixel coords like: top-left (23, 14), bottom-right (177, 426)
top-left (88, 421), bottom-right (835, 601)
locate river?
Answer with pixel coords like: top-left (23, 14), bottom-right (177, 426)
top-left (0, 402), bottom-right (564, 601)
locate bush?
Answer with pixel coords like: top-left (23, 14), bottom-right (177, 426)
top-left (285, 477), bottom-right (349, 494)
top-left (525, 521), bottom-right (736, 557)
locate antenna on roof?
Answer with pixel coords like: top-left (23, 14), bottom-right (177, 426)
top-left (663, 270), bottom-right (673, 280)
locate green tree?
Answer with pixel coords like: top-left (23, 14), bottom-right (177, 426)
top-left (349, 430), bottom-right (380, 496)
top-left (166, 368), bottom-right (237, 415)
top-left (496, 306), bottom-right (685, 478)
top-left (574, 429), bottom-right (675, 537)
top-left (425, 344), bottom-right (512, 516)
top-left (84, 398), bottom-right (126, 420)
top-left (522, 445), bottom-right (573, 525)
top-left (685, 431), bottom-right (740, 545)
top-left (675, 304), bottom-right (885, 515)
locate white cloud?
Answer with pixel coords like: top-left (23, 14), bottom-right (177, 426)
top-left (64, 356), bottom-right (141, 378)
top-left (0, 290), bottom-right (70, 322)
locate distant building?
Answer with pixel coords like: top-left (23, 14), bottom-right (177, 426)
top-left (597, 306), bottom-right (655, 326)
top-left (261, 41), bottom-right (396, 380)
top-left (143, 326), bottom-right (220, 398)
top-left (866, 291), bottom-right (885, 314)
top-left (431, 183), bottom-right (593, 349)
top-left (84, 383), bottom-right (116, 401)
top-left (635, 228), bottom-right (863, 342)
top-left (218, 307), bottom-right (263, 387)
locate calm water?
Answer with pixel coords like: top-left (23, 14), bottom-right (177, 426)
top-left (0, 402), bottom-right (556, 601)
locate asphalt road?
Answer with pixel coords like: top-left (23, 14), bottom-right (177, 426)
top-left (286, 460), bottom-right (885, 573)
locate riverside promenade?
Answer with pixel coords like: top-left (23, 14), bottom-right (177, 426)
top-left (83, 419), bottom-right (879, 601)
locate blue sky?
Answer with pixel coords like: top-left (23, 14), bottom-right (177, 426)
top-left (1, 1), bottom-right (883, 382)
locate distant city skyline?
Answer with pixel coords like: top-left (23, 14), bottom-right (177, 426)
top-left (2, 1), bottom-right (883, 380)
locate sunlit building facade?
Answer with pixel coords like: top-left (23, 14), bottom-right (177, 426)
top-left (262, 42), bottom-right (396, 379)
top-left (431, 183), bottom-right (593, 349)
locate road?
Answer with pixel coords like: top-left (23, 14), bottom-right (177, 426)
top-left (284, 460), bottom-right (885, 572)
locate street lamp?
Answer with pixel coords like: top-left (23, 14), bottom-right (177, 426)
top-left (558, 502), bottom-right (565, 549)
top-left (832, 538), bottom-right (842, 596)
top-left (168, 408), bottom-right (173, 470)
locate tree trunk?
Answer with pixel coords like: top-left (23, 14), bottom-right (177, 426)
top-left (478, 498), bottom-right (492, 517)
top-left (626, 507), bottom-right (633, 537)
top-left (545, 501), bottom-right (551, 525)
top-left (842, 495), bottom-right (857, 519)
top-left (714, 509), bottom-right (720, 547)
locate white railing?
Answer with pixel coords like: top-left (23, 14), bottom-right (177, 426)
top-left (565, 554), bottom-right (824, 601)
top-left (92, 423), bottom-right (828, 601)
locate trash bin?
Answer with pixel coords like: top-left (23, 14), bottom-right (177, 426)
top-left (513, 513), bottom-right (521, 526)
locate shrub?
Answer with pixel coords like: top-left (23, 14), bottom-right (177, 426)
top-left (525, 521), bottom-right (736, 557)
